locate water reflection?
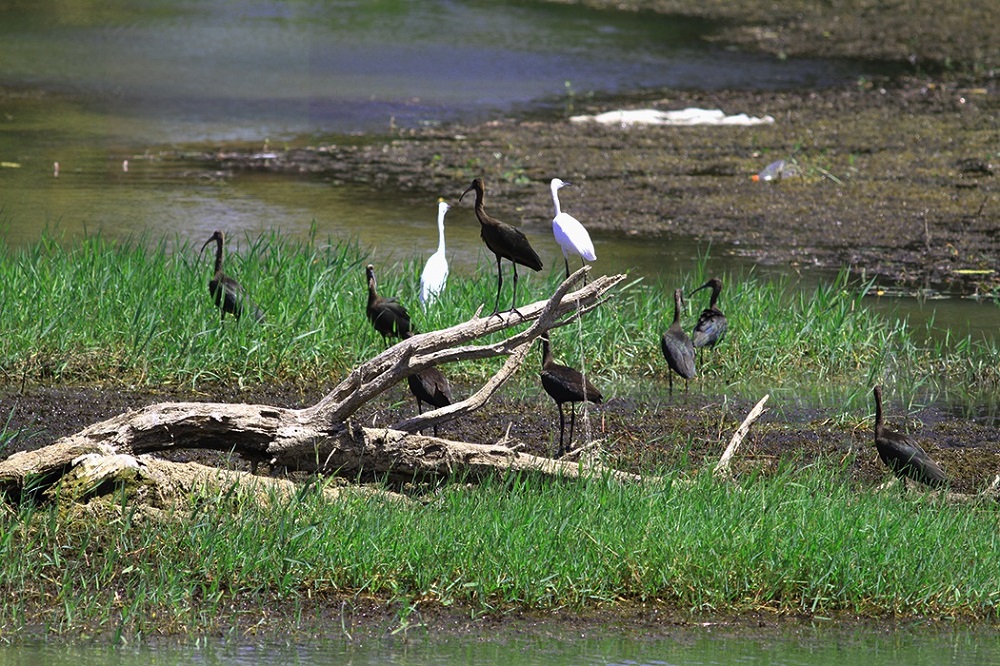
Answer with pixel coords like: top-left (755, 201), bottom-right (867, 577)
top-left (0, 0), bottom-right (889, 142)
top-left (4, 625), bottom-right (1000, 665)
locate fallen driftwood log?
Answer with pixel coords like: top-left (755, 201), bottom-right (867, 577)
top-left (0, 269), bottom-right (637, 505)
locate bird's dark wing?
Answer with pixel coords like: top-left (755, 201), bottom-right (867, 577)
top-left (408, 367), bottom-right (452, 408)
top-left (541, 364), bottom-right (603, 404)
top-left (692, 309), bottom-right (727, 349)
top-left (482, 223), bottom-right (543, 271)
top-left (211, 274), bottom-right (261, 320)
top-left (877, 429), bottom-right (948, 488)
top-left (661, 330), bottom-right (697, 379)
top-left (370, 301), bottom-right (411, 338)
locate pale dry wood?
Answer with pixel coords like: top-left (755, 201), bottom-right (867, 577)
top-left (0, 270), bottom-right (630, 501)
top-left (713, 394), bottom-right (770, 477)
top-left (21, 447), bottom-right (406, 508)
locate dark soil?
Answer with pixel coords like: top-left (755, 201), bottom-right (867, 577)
top-left (201, 76), bottom-right (999, 296)
top-left (4, 379), bottom-right (999, 495)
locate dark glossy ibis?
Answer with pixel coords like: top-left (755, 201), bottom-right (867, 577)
top-left (660, 288), bottom-right (696, 395)
top-left (200, 230), bottom-right (264, 323)
top-left (539, 332), bottom-right (603, 456)
top-left (872, 385), bottom-right (948, 490)
top-left (460, 177), bottom-right (543, 316)
top-left (366, 263), bottom-right (411, 344)
top-left (690, 277), bottom-right (728, 361)
top-left (403, 333), bottom-right (453, 436)
top-left (549, 178), bottom-right (596, 279)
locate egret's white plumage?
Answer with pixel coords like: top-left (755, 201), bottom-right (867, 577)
top-left (420, 200), bottom-right (450, 306)
top-left (549, 178), bottom-right (595, 277)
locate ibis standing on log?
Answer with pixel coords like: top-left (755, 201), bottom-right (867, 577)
top-left (420, 200), bottom-right (450, 307)
top-left (403, 332), bottom-right (453, 436)
top-left (549, 178), bottom-right (596, 279)
top-left (539, 332), bottom-right (604, 457)
top-left (660, 288), bottom-right (696, 395)
top-left (460, 177), bottom-right (543, 316)
top-left (871, 385), bottom-right (948, 490)
top-left (200, 230), bottom-right (264, 323)
top-left (366, 263), bottom-right (411, 344)
top-left (690, 277), bottom-right (728, 361)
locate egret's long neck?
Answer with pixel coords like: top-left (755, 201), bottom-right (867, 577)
top-left (550, 186), bottom-right (562, 217)
top-left (436, 211), bottom-right (447, 253)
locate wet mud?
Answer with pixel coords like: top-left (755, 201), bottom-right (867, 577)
top-left (3, 380), bottom-right (999, 495)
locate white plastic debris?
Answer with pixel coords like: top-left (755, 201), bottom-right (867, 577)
top-left (569, 108), bottom-right (775, 127)
top-left (752, 159), bottom-right (801, 182)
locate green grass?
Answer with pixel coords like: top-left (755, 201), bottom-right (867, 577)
top-left (2, 462), bottom-right (998, 637)
top-left (0, 231), bottom-right (996, 414)
top-left (1, 233), bottom-right (998, 637)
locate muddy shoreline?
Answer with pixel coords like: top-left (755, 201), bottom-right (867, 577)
top-left (202, 75), bottom-right (998, 295)
top-left (185, 1), bottom-right (1000, 295)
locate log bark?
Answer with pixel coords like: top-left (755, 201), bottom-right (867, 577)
top-left (714, 394), bottom-right (770, 477)
top-left (0, 270), bottom-right (634, 502)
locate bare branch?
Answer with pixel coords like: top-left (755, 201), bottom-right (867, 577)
top-left (714, 395), bottom-right (770, 477)
top-left (0, 270), bottom-right (632, 502)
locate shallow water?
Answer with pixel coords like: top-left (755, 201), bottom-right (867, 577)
top-left (0, 0), bottom-right (881, 142)
top-left (4, 625), bottom-right (1000, 665)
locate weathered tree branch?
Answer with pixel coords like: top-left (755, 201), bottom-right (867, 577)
top-left (0, 270), bottom-right (631, 502)
top-left (714, 395), bottom-right (770, 477)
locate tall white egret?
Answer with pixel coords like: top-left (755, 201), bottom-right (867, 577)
top-left (420, 200), bottom-right (450, 306)
top-left (549, 178), bottom-right (596, 278)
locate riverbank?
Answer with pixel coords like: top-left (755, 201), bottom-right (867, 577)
top-left (561, 0), bottom-right (1000, 74)
top-left (3, 0), bottom-right (1000, 644)
top-left (4, 462), bottom-right (1000, 642)
top-left (203, 77), bottom-right (998, 295)
top-left (191, 1), bottom-right (998, 295)
top-left (2, 233), bottom-right (1000, 640)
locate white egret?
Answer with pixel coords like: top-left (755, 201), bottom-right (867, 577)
top-left (549, 177), bottom-right (596, 278)
top-left (419, 200), bottom-right (450, 306)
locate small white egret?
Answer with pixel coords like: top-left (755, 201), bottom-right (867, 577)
top-left (549, 178), bottom-right (596, 278)
top-left (420, 200), bottom-right (450, 306)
